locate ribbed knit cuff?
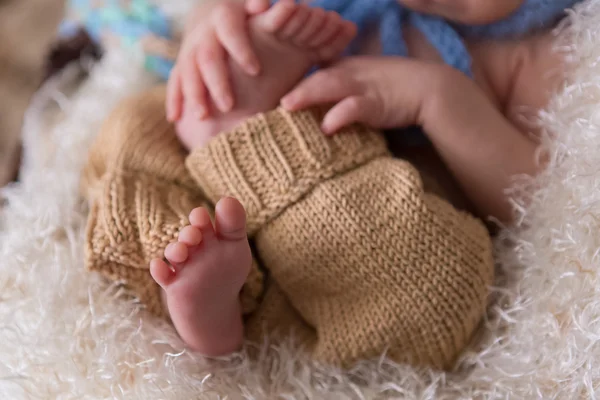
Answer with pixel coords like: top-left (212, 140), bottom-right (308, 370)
top-left (186, 107), bottom-right (389, 235)
top-left (85, 168), bottom-right (265, 318)
top-left (85, 170), bottom-right (205, 318)
top-left (82, 85), bottom-right (266, 318)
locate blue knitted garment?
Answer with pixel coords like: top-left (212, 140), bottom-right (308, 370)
top-left (308, 0), bottom-right (582, 77)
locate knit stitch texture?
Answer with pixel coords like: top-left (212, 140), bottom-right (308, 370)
top-left (82, 88), bottom-right (495, 368)
top-left (81, 86), bottom-right (264, 318)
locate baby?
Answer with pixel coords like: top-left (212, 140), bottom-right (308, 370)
top-left (82, 0), bottom-right (574, 368)
top-left (151, 0), bottom-right (568, 357)
top-left (169, 0), bottom-right (569, 221)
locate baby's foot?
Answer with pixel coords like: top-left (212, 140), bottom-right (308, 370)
top-left (176, 0), bottom-right (357, 150)
top-left (150, 197), bottom-right (252, 356)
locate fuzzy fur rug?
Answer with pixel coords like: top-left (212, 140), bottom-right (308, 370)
top-left (2, 0), bottom-right (600, 398)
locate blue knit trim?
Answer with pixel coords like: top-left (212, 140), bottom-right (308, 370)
top-left (409, 12), bottom-right (472, 77)
top-left (306, 0), bottom-right (582, 75)
top-left (301, 0), bottom-right (582, 146)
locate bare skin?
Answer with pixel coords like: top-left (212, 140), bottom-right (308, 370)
top-left (150, 2), bottom-right (356, 355)
top-left (154, 0), bottom-right (566, 356)
top-left (281, 22), bottom-right (564, 222)
top-left (174, 0), bottom-right (355, 149)
top-left (150, 198), bottom-right (251, 355)
top-left (398, 0), bottom-right (525, 24)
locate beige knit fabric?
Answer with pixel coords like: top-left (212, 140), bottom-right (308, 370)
top-left (83, 87), bottom-right (494, 370)
top-left (188, 107), bottom-right (495, 369)
top-left (81, 86), bottom-right (264, 318)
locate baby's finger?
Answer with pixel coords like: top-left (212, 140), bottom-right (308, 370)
top-left (215, 4), bottom-right (260, 75)
top-left (245, 0), bottom-right (270, 15)
top-left (319, 20), bottom-right (357, 61)
top-left (181, 54), bottom-right (208, 118)
top-left (166, 66), bottom-right (183, 121)
top-left (198, 42), bottom-right (233, 112)
top-left (321, 96), bottom-right (375, 134)
top-left (280, 69), bottom-right (356, 111)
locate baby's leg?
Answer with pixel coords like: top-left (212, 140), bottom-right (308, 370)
top-left (186, 106), bottom-right (495, 369)
top-left (150, 198), bottom-right (252, 355)
top-left (175, 0), bottom-right (356, 150)
top-left (150, 2), bottom-right (355, 355)
top-left (82, 86), bottom-right (210, 318)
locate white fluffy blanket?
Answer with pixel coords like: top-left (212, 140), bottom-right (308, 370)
top-left (2, 1), bottom-right (600, 398)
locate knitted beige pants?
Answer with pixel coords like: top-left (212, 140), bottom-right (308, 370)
top-left (83, 86), bottom-right (494, 369)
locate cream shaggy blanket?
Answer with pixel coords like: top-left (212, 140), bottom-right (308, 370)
top-left (1, 0), bottom-right (600, 398)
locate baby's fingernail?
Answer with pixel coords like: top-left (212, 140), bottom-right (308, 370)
top-left (195, 106), bottom-right (206, 119)
top-left (247, 60), bottom-right (260, 76)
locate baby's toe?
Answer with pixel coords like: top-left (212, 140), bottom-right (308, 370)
top-left (278, 4), bottom-right (310, 39)
top-left (150, 258), bottom-right (175, 288)
top-left (165, 241), bottom-right (189, 264)
top-left (189, 206), bottom-right (217, 242)
top-left (178, 225), bottom-right (203, 246)
top-left (215, 197), bottom-right (247, 241)
top-left (308, 12), bottom-right (340, 48)
top-left (317, 19), bottom-right (356, 61)
top-left (294, 7), bottom-right (326, 45)
top-left (189, 207), bottom-right (213, 230)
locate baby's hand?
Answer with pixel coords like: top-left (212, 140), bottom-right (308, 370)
top-left (166, 0), bottom-right (269, 122)
top-left (281, 56), bottom-right (451, 135)
top-left (399, 0), bottom-right (524, 24)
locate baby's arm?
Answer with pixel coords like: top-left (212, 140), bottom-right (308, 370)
top-left (416, 65), bottom-right (541, 222)
top-left (399, 0), bottom-right (524, 24)
top-left (281, 56), bottom-right (541, 223)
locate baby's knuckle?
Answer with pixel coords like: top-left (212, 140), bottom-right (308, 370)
top-left (239, 50), bottom-right (254, 64)
top-left (180, 37), bottom-right (201, 57)
top-left (197, 45), bottom-right (220, 63)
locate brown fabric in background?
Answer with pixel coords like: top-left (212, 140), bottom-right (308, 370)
top-left (0, 0), bottom-right (65, 186)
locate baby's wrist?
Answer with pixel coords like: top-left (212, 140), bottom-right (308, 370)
top-left (419, 65), bottom-right (474, 133)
